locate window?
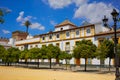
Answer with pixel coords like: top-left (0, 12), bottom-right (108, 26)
top-left (86, 28), bottom-right (91, 33)
top-left (35, 45), bottom-right (38, 48)
top-left (66, 42), bottom-right (70, 51)
top-left (75, 41), bottom-right (79, 46)
top-left (87, 58), bottom-right (92, 64)
top-left (66, 42), bottom-right (70, 45)
top-left (42, 45), bottom-right (46, 47)
top-left (30, 45), bottom-right (32, 48)
top-left (66, 31), bottom-right (70, 37)
top-left (21, 47), bottom-right (23, 50)
top-left (56, 34), bottom-right (59, 38)
top-left (49, 34), bottom-right (52, 39)
top-left (42, 36), bottom-right (45, 40)
top-left (56, 43), bottom-right (59, 47)
top-left (76, 30), bottom-right (79, 35)
top-left (99, 40), bottom-right (104, 45)
top-left (61, 28), bottom-right (63, 31)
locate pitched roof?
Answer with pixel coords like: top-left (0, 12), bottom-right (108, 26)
top-left (55, 19), bottom-right (77, 28)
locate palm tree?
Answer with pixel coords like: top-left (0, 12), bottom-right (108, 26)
top-left (0, 8), bottom-right (11, 24)
top-left (0, 9), bottom-right (4, 24)
top-left (24, 20), bottom-right (31, 34)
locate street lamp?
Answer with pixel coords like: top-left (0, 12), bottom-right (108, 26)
top-left (102, 9), bottom-right (120, 80)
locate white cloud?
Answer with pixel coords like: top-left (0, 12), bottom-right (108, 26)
top-left (74, 2), bottom-right (115, 23)
top-left (50, 20), bottom-right (57, 26)
top-left (16, 11), bottom-right (24, 22)
top-left (44, 0), bottom-right (118, 23)
top-left (47, 0), bottom-right (72, 9)
top-left (44, 0), bottom-right (88, 9)
top-left (16, 11), bottom-right (32, 23)
top-left (2, 29), bottom-right (10, 34)
top-left (73, 0), bottom-right (88, 6)
top-left (30, 22), bottom-right (45, 30)
top-left (16, 11), bottom-right (45, 31)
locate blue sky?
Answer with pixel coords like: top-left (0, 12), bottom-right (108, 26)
top-left (0, 0), bottom-right (120, 38)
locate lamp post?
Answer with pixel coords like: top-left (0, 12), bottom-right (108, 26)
top-left (102, 9), bottom-right (120, 80)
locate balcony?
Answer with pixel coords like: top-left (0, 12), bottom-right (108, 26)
top-left (15, 37), bottom-right (40, 45)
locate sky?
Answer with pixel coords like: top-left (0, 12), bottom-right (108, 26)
top-left (0, 0), bottom-right (120, 38)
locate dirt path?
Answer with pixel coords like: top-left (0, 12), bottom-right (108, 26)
top-left (0, 66), bottom-right (115, 80)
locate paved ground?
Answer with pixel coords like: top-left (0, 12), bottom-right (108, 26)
top-left (0, 66), bottom-right (115, 80)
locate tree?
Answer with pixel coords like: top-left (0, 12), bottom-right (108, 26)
top-left (0, 8), bottom-right (11, 24)
top-left (73, 40), bottom-right (96, 71)
top-left (52, 46), bottom-right (61, 64)
top-left (73, 45), bottom-right (81, 66)
top-left (96, 41), bottom-right (109, 70)
top-left (29, 48), bottom-right (41, 68)
top-left (103, 39), bottom-right (114, 71)
top-left (0, 9), bottom-right (4, 24)
top-left (0, 45), bottom-right (6, 59)
top-left (59, 51), bottom-right (72, 70)
top-left (2, 47), bottom-right (20, 66)
top-left (20, 49), bottom-right (30, 67)
top-left (47, 44), bottom-right (54, 69)
top-left (24, 20), bottom-right (31, 34)
top-left (117, 44), bottom-right (120, 56)
top-left (40, 46), bottom-right (48, 61)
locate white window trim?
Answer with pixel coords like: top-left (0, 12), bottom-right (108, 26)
top-left (66, 31), bottom-right (70, 38)
top-left (75, 30), bottom-right (80, 37)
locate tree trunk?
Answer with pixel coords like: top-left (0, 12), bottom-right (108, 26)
top-left (26, 26), bottom-right (28, 33)
top-left (7, 62), bottom-right (9, 66)
top-left (37, 59), bottom-right (39, 68)
top-left (56, 58), bottom-right (59, 64)
top-left (65, 59), bottom-right (67, 70)
top-left (85, 58), bottom-right (87, 71)
top-left (49, 58), bottom-right (51, 69)
top-left (109, 58), bottom-right (111, 72)
top-left (25, 58), bottom-right (28, 67)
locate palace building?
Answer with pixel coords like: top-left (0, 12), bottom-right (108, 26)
top-left (11, 19), bottom-right (120, 65)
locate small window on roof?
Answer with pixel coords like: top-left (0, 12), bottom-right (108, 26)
top-left (61, 28), bottom-right (63, 30)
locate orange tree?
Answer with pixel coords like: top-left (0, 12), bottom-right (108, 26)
top-left (73, 40), bottom-right (96, 71)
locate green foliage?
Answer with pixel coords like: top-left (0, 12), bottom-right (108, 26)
top-left (20, 49), bottom-right (30, 60)
top-left (29, 48), bottom-right (41, 59)
top-left (2, 47), bottom-right (20, 64)
top-left (96, 44), bottom-right (108, 60)
top-left (117, 44), bottom-right (120, 57)
top-left (47, 44), bottom-right (55, 59)
top-left (0, 45), bottom-right (6, 58)
top-left (0, 9), bottom-right (4, 24)
top-left (73, 39), bottom-right (96, 59)
top-left (96, 39), bottom-right (114, 60)
top-left (73, 40), bottom-right (96, 71)
top-left (40, 46), bottom-right (48, 59)
top-left (73, 45), bottom-right (81, 59)
top-left (96, 39), bottom-right (114, 71)
top-left (0, 8), bottom-right (10, 24)
top-left (24, 20), bottom-right (31, 33)
top-left (59, 51), bottom-right (72, 60)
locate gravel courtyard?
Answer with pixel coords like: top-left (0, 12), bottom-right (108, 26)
top-left (0, 66), bottom-right (115, 80)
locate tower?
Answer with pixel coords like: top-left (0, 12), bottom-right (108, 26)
top-left (12, 31), bottom-right (28, 41)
